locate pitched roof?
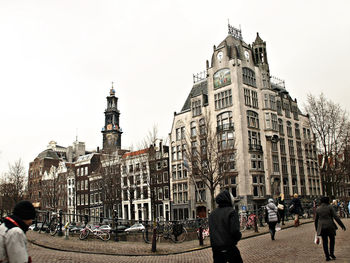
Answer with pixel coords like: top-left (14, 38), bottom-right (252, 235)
top-left (181, 80), bottom-right (208, 112)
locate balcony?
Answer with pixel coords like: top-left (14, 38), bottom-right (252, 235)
top-left (249, 144), bottom-right (263, 152)
top-left (217, 123), bottom-right (234, 133)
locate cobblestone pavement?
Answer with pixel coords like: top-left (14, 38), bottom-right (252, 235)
top-left (28, 219), bottom-right (350, 262)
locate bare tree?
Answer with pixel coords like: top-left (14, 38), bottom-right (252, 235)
top-left (0, 159), bottom-right (26, 214)
top-left (183, 112), bottom-right (236, 210)
top-left (305, 93), bottom-right (350, 197)
top-left (41, 166), bottom-right (60, 211)
top-left (100, 150), bottom-right (122, 218)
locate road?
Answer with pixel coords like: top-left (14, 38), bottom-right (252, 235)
top-left (28, 219), bottom-right (350, 262)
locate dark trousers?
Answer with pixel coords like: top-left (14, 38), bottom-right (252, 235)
top-left (268, 222), bottom-right (277, 239)
top-left (321, 233), bottom-right (335, 258)
top-left (278, 210), bottom-right (284, 224)
top-left (212, 246), bottom-right (243, 263)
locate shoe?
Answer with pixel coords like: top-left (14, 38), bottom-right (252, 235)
top-left (330, 255), bottom-right (336, 259)
top-left (326, 257), bottom-right (331, 261)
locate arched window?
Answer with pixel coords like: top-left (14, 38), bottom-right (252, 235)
top-left (217, 112), bottom-right (233, 131)
top-left (242, 67), bottom-right (256, 87)
top-left (247, 110), bottom-right (259, 129)
top-left (287, 121), bottom-right (293, 137)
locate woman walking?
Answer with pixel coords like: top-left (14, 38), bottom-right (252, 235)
top-left (265, 198), bottom-right (279, 240)
top-left (290, 193), bottom-right (302, 227)
top-left (315, 196), bottom-right (346, 261)
top-left (277, 194), bottom-right (285, 225)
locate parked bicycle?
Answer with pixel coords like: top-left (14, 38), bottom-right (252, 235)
top-left (239, 211), bottom-right (258, 232)
top-left (143, 221), bottom-right (187, 243)
top-left (79, 225), bottom-right (110, 241)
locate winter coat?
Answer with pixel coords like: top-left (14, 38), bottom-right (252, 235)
top-left (209, 191), bottom-right (242, 249)
top-left (315, 203), bottom-right (345, 236)
top-left (277, 197), bottom-right (285, 210)
top-left (0, 216), bottom-right (30, 263)
top-left (290, 197), bottom-right (303, 215)
top-left (266, 202), bottom-right (279, 223)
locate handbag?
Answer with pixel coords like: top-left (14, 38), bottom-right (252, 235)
top-left (314, 233), bottom-right (321, 245)
top-left (275, 223), bottom-right (281, 232)
top-left (277, 204), bottom-right (284, 210)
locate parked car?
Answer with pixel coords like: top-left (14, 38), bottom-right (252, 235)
top-left (124, 223), bottom-right (145, 232)
top-left (116, 225), bottom-right (128, 233)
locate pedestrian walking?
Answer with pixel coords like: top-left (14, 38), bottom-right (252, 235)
top-left (265, 198), bottom-right (279, 240)
top-left (0, 200), bottom-right (36, 263)
top-left (289, 193), bottom-right (303, 227)
top-left (209, 190), bottom-right (243, 263)
top-left (277, 194), bottom-right (285, 225)
top-left (315, 196), bottom-right (346, 261)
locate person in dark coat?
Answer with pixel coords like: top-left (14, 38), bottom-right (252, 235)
top-left (277, 194), bottom-right (285, 225)
top-left (315, 196), bottom-right (346, 261)
top-left (290, 193), bottom-right (302, 227)
top-left (209, 190), bottom-right (243, 263)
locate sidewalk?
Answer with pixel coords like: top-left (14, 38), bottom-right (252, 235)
top-left (27, 218), bottom-right (314, 256)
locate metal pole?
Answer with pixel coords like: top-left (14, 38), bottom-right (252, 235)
top-left (114, 210), bottom-right (119, 242)
top-left (198, 218), bottom-right (203, 246)
top-left (58, 210), bottom-right (63, 236)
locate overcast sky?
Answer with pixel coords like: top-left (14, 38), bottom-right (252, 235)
top-left (0, 0), bottom-right (349, 175)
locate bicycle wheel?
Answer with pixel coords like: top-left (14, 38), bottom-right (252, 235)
top-left (171, 227), bottom-right (187, 243)
top-left (49, 221), bottom-right (58, 236)
top-left (79, 229), bottom-right (89, 240)
top-left (240, 217), bottom-right (247, 232)
top-left (99, 231), bottom-right (110, 241)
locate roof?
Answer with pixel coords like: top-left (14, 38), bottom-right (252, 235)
top-left (37, 149), bottom-right (60, 160)
top-left (76, 153), bottom-right (95, 163)
top-left (181, 80), bottom-right (208, 112)
top-left (122, 148), bottom-right (149, 158)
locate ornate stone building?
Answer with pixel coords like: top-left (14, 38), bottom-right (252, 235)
top-left (169, 25), bottom-right (322, 219)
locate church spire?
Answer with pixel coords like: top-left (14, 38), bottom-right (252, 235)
top-left (110, 81), bottom-right (115, 96)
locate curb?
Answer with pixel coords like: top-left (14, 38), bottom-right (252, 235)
top-left (28, 220), bottom-right (314, 257)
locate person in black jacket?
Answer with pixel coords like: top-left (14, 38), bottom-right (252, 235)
top-left (209, 190), bottom-right (243, 263)
top-left (315, 196), bottom-right (346, 261)
top-left (277, 194), bottom-right (285, 225)
top-left (290, 193), bottom-right (303, 227)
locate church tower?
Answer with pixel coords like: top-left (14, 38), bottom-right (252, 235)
top-left (252, 32), bottom-right (270, 74)
top-left (102, 83), bottom-right (122, 152)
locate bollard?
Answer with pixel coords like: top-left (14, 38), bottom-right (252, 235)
top-left (151, 220), bottom-right (157, 252)
top-left (114, 210), bottom-right (119, 242)
top-left (58, 210), bottom-right (63, 237)
top-left (34, 212), bottom-right (38, 231)
top-left (254, 215), bottom-right (259, 232)
top-left (198, 218), bottom-right (203, 246)
top-left (64, 222), bottom-right (70, 240)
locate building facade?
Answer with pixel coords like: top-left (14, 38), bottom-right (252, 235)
top-left (169, 25), bottom-right (322, 219)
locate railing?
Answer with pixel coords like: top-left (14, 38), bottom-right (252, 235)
top-left (249, 144), bottom-right (263, 152)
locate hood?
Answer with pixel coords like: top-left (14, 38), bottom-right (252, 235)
top-left (215, 190), bottom-right (233, 207)
top-left (267, 202), bottom-right (276, 210)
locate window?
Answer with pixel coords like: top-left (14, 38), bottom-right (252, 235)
top-left (177, 164), bottom-right (182, 179)
top-left (252, 91), bottom-right (259, 108)
top-left (242, 67), bottom-right (256, 87)
top-left (218, 131), bottom-right (235, 150)
top-left (252, 175), bottom-right (265, 197)
top-left (288, 139), bottom-right (295, 156)
top-left (190, 121), bottom-right (196, 137)
top-left (247, 111), bottom-right (259, 129)
top-left (284, 102), bottom-right (291, 118)
top-left (192, 99), bottom-right (202, 117)
top-left (278, 119), bottom-right (284, 135)
top-left (172, 146), bottom-right (176, 161)
top-left (195, 181), bottom-right (206, 202)
top-left (264, 94), bottom-right (269, 109)
top-left (163, 172), bottom-right (168, 182)
top-left (244, 88), bottom-right (251, 106)
top-left (281, 157), bottom-right (288, 175)
top-left (276, 100), bottom-right (282, 115)
top-left (271, 114), bottom-right (278, 131)
top-left (292, 177), bottom-right (298, 194)
top-left (295, 124), bottom-right (301, 139)
top-left (287, 121), bottom-right (293, 137)
top-left (272, 155), bottom-right (280, 173)
top-left (272, 141), bottom-right (278, 152)
top-left (248, 131), bottom-right (261, 151)
top-left (164, 186), bottom-right (169, 199)
top-left (220, 175), bottom-right (238, 197)
top-left (177, 145), bottom-right (182, 160)
top-left (292, 105), bottom-right (299, 120)
top-left (143, 186), bottom-right (148, 199)
top-left (215, 89), bottom-right (232, 110)
top-left (251, 154), bottom-right (263, 170)
top-left (269, 95), bottom-right (276, 111)
top-left (181, 127), bottom-right (185, 139)
top-left (265, 113), bottom-right (270, 129)
top-left (85, 167), bottom-right (88, 175)
top-left (283, 177), bottom-right (290, 196)
top-left (176, 128), bottom-right (181, 141)
top-left (217, 111), bottom-right (233, 131)
top-left (199, 119), bottom-right (206, 135)
top-left (290, 158), bottom-right (296, 175)
top-left (297, 141), bottom-right (303, 158)
top-left (298, 160), bottom-right (304, 176)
